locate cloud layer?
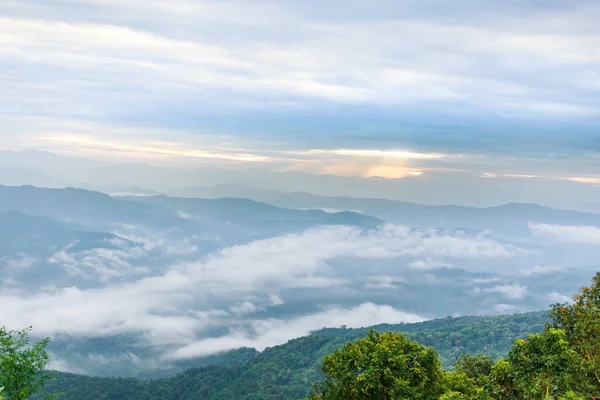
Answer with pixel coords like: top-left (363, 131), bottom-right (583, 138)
top-left (0, 224), bottom-right (524, 355)
top-left (530, 223), bottom-right (600, 246)
top-left (168, 302), bottom-right (425, 360)
top-left (2, 0), bottom-right (600, 193)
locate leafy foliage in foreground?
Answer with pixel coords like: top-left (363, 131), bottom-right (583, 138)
top-left (305, 327), bottom-right (591, 400)
top-left (308, 330), bottom-right (446, 400)
top-left (0, 326), bottom-right (57, 400)
top-left (307, 273), bottom-right (600, 400)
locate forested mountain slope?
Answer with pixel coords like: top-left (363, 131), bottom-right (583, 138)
top-left (44, 311), bottom-right (547, 400)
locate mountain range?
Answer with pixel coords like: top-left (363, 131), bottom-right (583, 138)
top-left (1, 183), bottom-right (599, 380)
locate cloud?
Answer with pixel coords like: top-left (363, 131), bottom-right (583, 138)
top-left (494, 303), bottom-right (526, 314)
top-left (229, 302), bottom-right (261, 316)
top-left (111, 224), bottom-right (201, 256)
top-left (0, 2), bottom-right (595, 117)
top-left (519, 265), bottom-right (563, 276)
top-left (542, 292), bottom-right (572, 304)
top-left (365, 275), bottom-right (406, 289)
top-left (47, 244), bottom-right (150, 282)
top-left (0, 224), bottom-right (520, 346)
top-left (42, 227), bottom-right (206, 284)
top-left (305, 149), bottom-right (448, 160)
top-left (484, 284), bottom-right (528, 300)
top-left (172, 225), bottom-right (520, 295)
top-left (529, 223), bottom-right (600, 246)
top-left (469, 277), bottom-right (500, 284)
top-left (36, 134), bottom-right (274, 163)
top-left (408, 259), bottom-right (452, 270)
top-left (2, 0), bottom-right (600, 174)
top-left (1, 254), bottom-right (37, 271)
top-left (269, 295), bottom-right (284, 305)
top-left (566, 177), bottom-right (600, 185)
top-left (47, 357), bottom-right (84, 374)
top-left (167, 302), bottom-right (425, 360)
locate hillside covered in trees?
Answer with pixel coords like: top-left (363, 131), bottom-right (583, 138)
top-left (3, 273), bottom-right (600, 399)
top-left (41, 311), bottom-right (548, 399)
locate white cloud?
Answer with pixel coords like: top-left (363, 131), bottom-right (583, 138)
top-left (529, 223), bottom-right (600, 246)
top-left (542, 292), bottom-right (572, 304)
top-left (408, 259), bottom-right (451, 270)
top-left (48, 248), bottom-right (149, 282)
top-left (1, 0), bottom-right (599, 139)
top-left (307, 149), bottom-right (448, 160)
top-left (47, 240), bottom-right (150, 282)
top-left (519, 265), bottom-right (563, 276)
top-left (269, 295), bottom-right (284, 305)
top-left (469, 277), bottom-right (500, 284)
top-left (170, 225), bottom-right (520, 295)
top-left (111, 225), bottom-right (201, 256)
top-left (494, 303), bottom-right (526, 314)
top-left (176, 211), bottom-right (193, 220)
top-left (0, 224), bottom-right (520, 345)
top-left (167, 302), bottom-right (425, 360)
top-left (485, 284), bottom-right (528, 300)
top-left (0, 276), bottom-right (202, 345)
top-left (1, 254), bottom-right (37, 271)
top-left (229, 302), bottom-right (261, 316)
top-left (47, 357), bottom-right (84, 374)
top-left (86, 352), bottom-right (142, 366)
top-left (1, 1), bottom-right (599, 188)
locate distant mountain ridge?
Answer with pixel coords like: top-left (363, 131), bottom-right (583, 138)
top-left (4, 183), bottom-right (600, 244)
top-left (0, 185), bottom-right (383, 248)
top-left (0, 210), bottom-right (129, 255)
top-left (118, 195), bottom-right (383, 229)
top-left (2, 150), bottom-right (600, 213)
top-left (173, 185), bottom-right (600, 239)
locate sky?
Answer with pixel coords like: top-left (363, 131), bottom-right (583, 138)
top-left (1, 0), bottom-right (600, 203)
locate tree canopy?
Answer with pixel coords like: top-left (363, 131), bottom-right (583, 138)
top-left (0, 326), bottom-right (56, 400)
top-left (551, 271), bottom-right (600, 396)
top-left (306, 330), bottom-right (445, 400)
top-left (305, 273), bottom-right (600, 400)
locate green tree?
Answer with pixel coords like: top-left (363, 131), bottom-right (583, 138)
top-left (454, 354), bottom-right (494, 387)
top-left (442, 370), bottom-right (491, 400)
top-left (550, 272), bottom-right (600, 396)
top-left (487, 328), bottom-right (578, 400)
top-left (0, 326), bottom-right (57, 400)
top-left (305, 329), bottom-right (445, 400)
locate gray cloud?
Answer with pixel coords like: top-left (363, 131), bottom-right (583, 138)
top-left (365, 275), bottom-right (406, 290)
top-left (2, 0), bottom-right (600, 171)
top-left (2, 0), bottom-right (600, 215)
top-left (2, 0), bottom-right (599, 115)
